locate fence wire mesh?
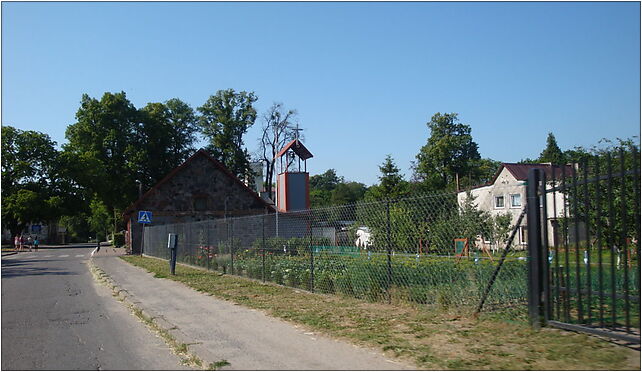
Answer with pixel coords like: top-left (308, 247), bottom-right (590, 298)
top-left (143, 187), bottom-right (529, 312)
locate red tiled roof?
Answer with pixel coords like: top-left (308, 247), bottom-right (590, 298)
top-left (501, 163), bottom-right (574, 181)
top-left (461, 163), bottom-right (575, 192)
top-left (123, 149), bottom-right (274, 218)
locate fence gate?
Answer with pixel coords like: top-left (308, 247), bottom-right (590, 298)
top-left (527, 150), bottom-right (640, 344)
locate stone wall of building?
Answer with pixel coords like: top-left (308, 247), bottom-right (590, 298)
top-left (126, 152), bottom-right (271, 254)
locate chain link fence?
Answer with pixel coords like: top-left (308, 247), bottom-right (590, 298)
top-left (143, 187), bottom-right (529, 312)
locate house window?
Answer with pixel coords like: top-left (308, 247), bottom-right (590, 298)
top-left (193, 196), bottom-right (208, 211)
top-left (495, 195), bottom-right (505, 208)
top-left (520, 226), bottom-right (528, 244)
top-left (510, 194), bottom-right (522, 208)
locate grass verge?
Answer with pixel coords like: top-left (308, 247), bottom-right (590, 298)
top-left (122, 255), bottom-right (640, 370)
top-left (89, 262), bottom-right (229, 370)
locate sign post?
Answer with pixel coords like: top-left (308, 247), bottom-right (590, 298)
top-left (138, 211), bottom-right (152, 255)
top-left (168, 233), bottom-right (178, 275)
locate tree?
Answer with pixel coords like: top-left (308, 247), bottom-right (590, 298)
top-left (566, 138), bottom-right (639, 251)
top-left (1, 126), bottom-right (58, 193)
top-left (518, 157), bottom-right (539, 164)
top-left (364, 155), bottom-right (409, 201)
top-left (64, 92), bottom-right (198, 237)
top-left (135, 99), bottom-right (198, 187)
top-left (563, 146), bottom-right (591, 164)
top-left (1, 126), bottom-right (64, 237)
top-left (310, 169), bottom-right (342, 191)
top-left (87, 196), bottom-right (112, 241)
top-left (468, 158), bottom-right (501, 187)
top-left (414, 113), bottom-right (481, 191)
top-left (165, 98), bottom-right (199, 165)
top-left (330, 182), bottom-right (367, 205)
top-left (198, 89), bottom-right (258, 180)
top-left (310, 169), bottom-right (343, 207)
top-left (539, 132), bottom-right (566, 165)
top-left (258, 103), bottom-right (299, 196)
top-left (64, 92), bottom-right (139, 214)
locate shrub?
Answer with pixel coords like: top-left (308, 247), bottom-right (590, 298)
top-left (112, 232), bottom-right (125, 247)
top-left (316, 271), bottom-right (335, 294)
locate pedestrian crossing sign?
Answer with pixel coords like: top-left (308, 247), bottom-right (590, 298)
top-left (138, 211), bottom-right (152, 224)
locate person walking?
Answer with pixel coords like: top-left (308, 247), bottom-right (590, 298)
top-left (19, 235), bottom-right (25, 252)
top-left (27, 236), bottom-right (33, 252)
top-left (33, 237), bottom-right (39, 252)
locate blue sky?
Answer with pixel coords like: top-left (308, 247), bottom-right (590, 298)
top-left (2, 2), bottom-right (640, 186)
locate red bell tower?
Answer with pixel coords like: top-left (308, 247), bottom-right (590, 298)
top-left (274, 137), bottom-right (313, 212)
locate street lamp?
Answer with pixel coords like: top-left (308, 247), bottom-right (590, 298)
top-left (135, 180), bottom-right (142, 199)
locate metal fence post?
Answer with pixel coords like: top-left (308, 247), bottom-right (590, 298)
top-left (206, 221), bottom-right (210, 271)
top-left (230, 218), bottom-right (234, 275)
top-left (527, 168), bottom-right (544, 329)
top-left (539, 169), bottom-right (550, 324)
top-left (262, 214), bottom-right (266, 283)
top-left (309, 212), bottom-right (314, 293)
top-left (386, 199), bottom-right (392, 304)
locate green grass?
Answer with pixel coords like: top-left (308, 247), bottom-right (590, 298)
top-left (208, 360), bottom-right (230, 370)
top-left (122, 255), bottom-right (639, 370)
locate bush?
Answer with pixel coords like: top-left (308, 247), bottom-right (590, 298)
top-left (316, 271), bottom-right (335, 294)
top-left (112, 232), bottom-right (125, 247)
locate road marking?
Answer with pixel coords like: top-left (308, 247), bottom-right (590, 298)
top-left (75, 254), bottom-right (85, 257)
top-left (91, 247), bottom-right (98, 257)
top-left (59, 255), bottom-right (69, 257)
top-left (26, 255), bottom-right (36, 258)
top-left (44, 255), bottom-right (53, 258)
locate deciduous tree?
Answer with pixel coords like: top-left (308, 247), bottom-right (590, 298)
top-left (258, 103), bottom-right (299, 196)
top-left (1, 126), bottom-right (64, 237)
top-left (64, 92), bottom-right (139, 213)
top-left (135, 99), bottom-right (198, 187)
top-left (414, 113), bottom-right (481, 191)
top-left (198, 89), bottom-right (258, 179)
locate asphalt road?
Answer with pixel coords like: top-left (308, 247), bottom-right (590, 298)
top-left (1, 245), bottom-right (191, 370)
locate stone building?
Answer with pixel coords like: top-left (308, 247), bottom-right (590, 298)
top-left (122, 149), bottom-right (274, 254)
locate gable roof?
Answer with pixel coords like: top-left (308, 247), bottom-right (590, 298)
top-left (462, 163), bottom-right (575, 192)
top-left (275, 139), bottom-right (313, 160)
top-left (123, 149), bottom-right (274, 217)
top-left (500, 163), bottom-right (574, 182)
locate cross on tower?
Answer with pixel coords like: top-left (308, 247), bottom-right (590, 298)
top-left (293, 123), bottom-right (303, 143)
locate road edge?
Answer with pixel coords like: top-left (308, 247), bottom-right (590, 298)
top-left (88, 259), bottom-right (230, 371)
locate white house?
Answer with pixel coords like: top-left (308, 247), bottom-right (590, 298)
top-left (457, 163), bottom-right (573, 251)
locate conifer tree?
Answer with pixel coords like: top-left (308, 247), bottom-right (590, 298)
top-left (539, 132), bottom-right (566, 165)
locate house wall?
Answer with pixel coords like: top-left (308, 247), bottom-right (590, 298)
top-left (457, 167), bottom-right (569, 250)
top-left (126, 154), bottom-right (270, 254)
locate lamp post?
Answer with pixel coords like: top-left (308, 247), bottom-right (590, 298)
top-left (135, 180), bottom-right (142, 199)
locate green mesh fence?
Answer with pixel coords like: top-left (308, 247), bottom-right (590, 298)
top-left (143, 187), bottom-right (530, 313)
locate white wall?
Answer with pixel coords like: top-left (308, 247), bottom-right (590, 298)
top-left (457, 167), bottom-right (570, 249)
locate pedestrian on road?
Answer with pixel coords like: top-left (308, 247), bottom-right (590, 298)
top-left (14, 235), bottom-right (19, 251)
top-left (27, 236), bottom-right (33, 252)
top-left (19, 235), bottom-right (25, 252)
top-left (33, 237), bottom-right (39, 252)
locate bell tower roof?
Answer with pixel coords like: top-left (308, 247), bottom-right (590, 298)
top-left (274, 139), bottom-right (313, 161)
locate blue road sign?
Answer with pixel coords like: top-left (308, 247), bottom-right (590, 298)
top-left (31, 225), bottom-right (42, 233)
top-left (138, 211), bottom-right (152, 224)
